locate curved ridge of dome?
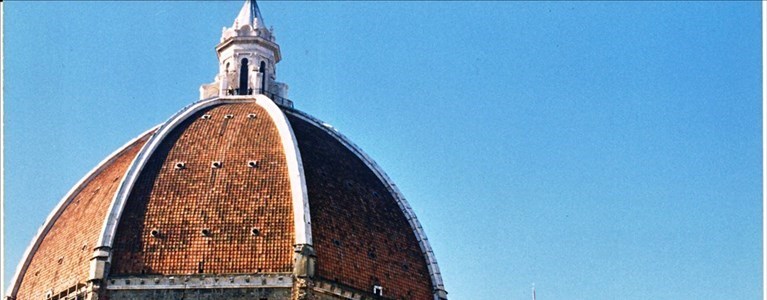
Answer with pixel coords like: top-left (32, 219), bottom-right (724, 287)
top-left (90, 95), bottom-right (311, 282)
top-left (257, 95), bottom-right (313, 246)
top-left (284, 108), bottom-right (448, 300)
top-left (5, 127), bottom-right (157, 299)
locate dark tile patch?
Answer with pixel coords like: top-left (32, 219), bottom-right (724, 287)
top-left (288, 114), bottom-right (433, 300)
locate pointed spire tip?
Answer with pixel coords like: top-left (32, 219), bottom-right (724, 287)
top-left (234, 0), bottom-right (264, 29)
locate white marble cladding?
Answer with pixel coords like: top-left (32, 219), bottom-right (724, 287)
top-left (223, 20), bottom-right (274, 42)
top-left (106, 274), bottom-right (293, 290)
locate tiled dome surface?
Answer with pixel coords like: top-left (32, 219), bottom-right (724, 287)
top-left (110, 102), bottom-right (295, 275)
top-left (12, 100), bottom-right (440, 300)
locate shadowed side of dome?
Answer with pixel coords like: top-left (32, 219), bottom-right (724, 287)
top-left (110, 102), bottom-right (295, 276)
top-left (285, 111), bottom-right (446, 300)
top-left (10, 131), bottom-right (154, 299)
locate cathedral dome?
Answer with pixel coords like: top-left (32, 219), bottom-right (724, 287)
top-left (7, 2), bottom-right (446, 300)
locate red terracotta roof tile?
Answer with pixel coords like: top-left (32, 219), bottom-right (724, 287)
top-left (110, 102), bottom-right (294, 275)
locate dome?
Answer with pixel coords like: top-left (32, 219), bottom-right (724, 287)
top-left (6, 2), bottom-right (446, 300)
top-left (8, 97), bottom-right (447, 300)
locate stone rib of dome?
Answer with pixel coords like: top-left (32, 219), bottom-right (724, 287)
top-left (11, 130), bottom-right (154, 299)
top-left (110, 101), bottom-right (295, 275)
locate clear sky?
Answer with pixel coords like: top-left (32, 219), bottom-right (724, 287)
top-left (3, 1), bottom-right (762, 299)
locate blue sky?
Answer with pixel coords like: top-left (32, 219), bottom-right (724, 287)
top-left (3, 2), bottom-right (762, 299)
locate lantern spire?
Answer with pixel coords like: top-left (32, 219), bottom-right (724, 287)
top-left (233, 0), bottom-right (264, 29)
